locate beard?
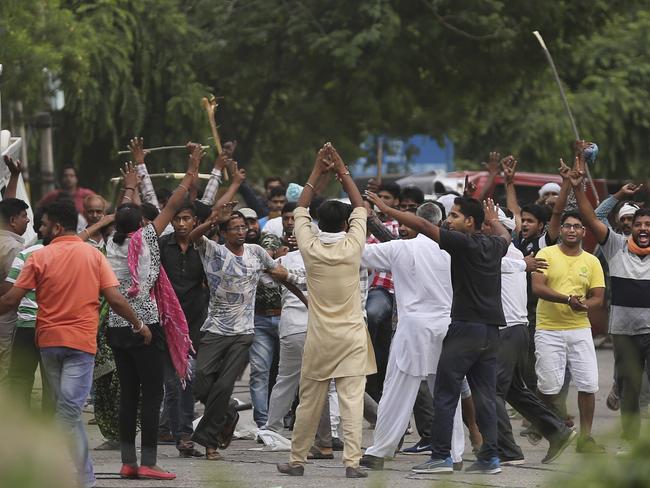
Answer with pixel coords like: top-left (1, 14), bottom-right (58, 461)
top-left (246, 230), bottom-right (260, 243)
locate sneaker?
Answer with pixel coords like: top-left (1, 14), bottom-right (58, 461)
top-left (542, 429), bottom-right (577, 464)
top-left (465, 457), bottom-right (502, 474)
top-left (576, 436), bottom-right (606, 454)
top-left (331, 437), bottom-right (344, 451)
top-left (411, 457), bottom-right (453, 474)
top-left (500, 456), bottom-right (525, 466)
top-left (401, 439), bottom-right (432, 455)
top-left (359, 454), bottom-right (384, 470)
top-left (453, 461), bottom-right (463, 471)
top-left (520, 427), bottom-right (542, 446)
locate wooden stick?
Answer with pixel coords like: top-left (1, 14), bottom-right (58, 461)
top-left (117, 145), bottom-right (209, 156)
top-left (376, 136), bottom-right (383, 182)
top-left (201, 96), bottom-right (229, 180)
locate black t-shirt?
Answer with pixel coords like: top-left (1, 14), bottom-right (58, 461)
top-left (439, 229), bottom-right (509, 326)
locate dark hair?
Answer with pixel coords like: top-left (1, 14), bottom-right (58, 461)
top-left (194, 201), bottom-right (212, 223)
top-left (0, 198), bottom-right (29, 224)
top-left (155, 188), bottom-right (172, 203)
top-left (219, 211), bottom-right (246, 233)
top-left (633, 208), bottom-right (650, 222)
top-left (282, 202), bottom-right (297, 214)
top-left (378, 182), bottom-right (401, 200)
top-left (521, 204), bottom-right (550, 225)
top-left (434, 181), bottom-right (447, 194)
top-left (113, 203), bottom-right (142, 245)
top-left (317, 200), bottom-right (352, 233)
top-left (265, 176), bottom-right (285, 189)
top-left (453, 196), bottom-right (484, 230)
top-left (174, 201), bottom-right (196, 217)
top-left (560, 210), bottom-right (583, 225)
top-left (309, 195), bottom-right (326, 221)
top-left (32, 207), bottom-right (45, 235)
top-left (43, 200), bottom-right (78, 231)
top-left (401, 186), bottom-right (425, 205)
top-left (60, 165), bottom-right (78, 177)
top-left (141, 202), bottom-right (159, 222)
top-left (268, 186), bottom-right (286, 200)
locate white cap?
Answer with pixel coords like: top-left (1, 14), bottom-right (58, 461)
top-left (618, 202), bottom-right (639, 220)
top-left (239, 208), bottom-right (258, 220)
top-left (538, 182), bottom-right (561, 198)
top-left (436, 194), bottom-right (457, 216)
top-left (497, 208), bottom-right (516, 231)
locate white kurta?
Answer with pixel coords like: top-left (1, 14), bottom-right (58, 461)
top-left (361, 234), bottom-right (452, 377)
top-left (500, 243), bottom-right (529, 328)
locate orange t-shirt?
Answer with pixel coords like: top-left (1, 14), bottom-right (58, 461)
top-left (15, 235), bottom-right (119, 354)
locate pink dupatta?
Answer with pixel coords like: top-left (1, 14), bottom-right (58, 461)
top-left (126, 228), bottom-right (193, 385)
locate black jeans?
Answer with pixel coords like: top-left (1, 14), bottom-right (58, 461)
top-left (192, 332), bottom-right (253, 448)
top-left (612, 333), bottom-right (650, 440)
top-left (496, 325), bottom-right (568, 459)
top-left (111, 327), bottom-right (165, 466)
top-left (431, 321), bottom-right (499, 461)
top-left (413, 381), bottom-right (434, 444)
top-left (365, 287), bottom-right (394, 402)
top-left (159, 352), bottom-right (195, 442)
top-left (8, 327), bottom-right (54, 413)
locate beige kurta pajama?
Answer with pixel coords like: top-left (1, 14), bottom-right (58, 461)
top-left (288, 206), bottom-right (376, 467)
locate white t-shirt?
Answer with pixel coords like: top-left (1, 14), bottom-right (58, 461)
top-left (262, 216), bottom-right (283, 238)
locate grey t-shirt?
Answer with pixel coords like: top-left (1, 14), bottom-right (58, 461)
top-left (601, 229), bottom-right (650, 335)
top-left (196, 237), bottom-right (276, 336)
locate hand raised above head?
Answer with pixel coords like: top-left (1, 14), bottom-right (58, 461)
top-left (364, 191), bottom-right (389, 214)
top-left (128, 137), bottom-right (148, 164)
top-left (211, 201), bottom-right (238, 224)
top-left (500, 155), bottom-right (517, 183)
top-left (482, 198), bottom-right (500, 223)
top-left (3, 155), bottom-right (22, 176)
top-left (186, 142), bottom-right (205, 174)
top-left (120, 161), bottom-right (139, 189)
top-left (482, 151), bottom-right (501, 174)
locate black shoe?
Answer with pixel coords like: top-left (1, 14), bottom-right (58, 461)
top-left (331, 437), bottom-right (344, 451)
top-left (359, 454), bottom-right (384, 470)
top-left (277, 463), bottom-right (304, 476)
top-left (346, 467), bottom-right (368, 478)
top-left (576, 436), bottom-right (606, 454)
top-left (453, 461), bottom-right (463, 471)
top-left (542, 429), bottom-right (577, 464)
top-left (307, 446), bottom-right (334, 460)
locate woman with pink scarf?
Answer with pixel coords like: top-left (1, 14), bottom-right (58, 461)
top-left (105, 144), bottom-right (201, 480)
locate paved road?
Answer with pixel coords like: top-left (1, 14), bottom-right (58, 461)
top-left (87, 348), bottom-right (626, 488)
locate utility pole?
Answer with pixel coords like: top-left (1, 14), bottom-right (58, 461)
top-left (35, 111), bottom-right (55, 196)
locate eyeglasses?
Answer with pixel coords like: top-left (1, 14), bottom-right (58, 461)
top-left (226, 225), bottom-right (248, 232)
top-left (561, 223), bottom-right (584, 230)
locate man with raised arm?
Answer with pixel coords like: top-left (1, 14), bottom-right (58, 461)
top-left (570, 160), bottom-right (650, 454)
top-left (363, 192), bottom-right (510, 475)
top-left (276, 143), bottom-right (376, 479)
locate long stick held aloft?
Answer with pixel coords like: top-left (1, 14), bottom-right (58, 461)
top-left (533, 31), bottom-right (599, 204)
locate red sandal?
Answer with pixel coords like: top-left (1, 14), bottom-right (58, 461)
top-left (137, 466), bottom-right (176, 480)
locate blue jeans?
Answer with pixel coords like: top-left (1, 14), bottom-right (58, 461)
top-left (160, 355), bottom-right (196, 441)
top-left (431, 321), bottom-right (499, 461)
top-left (249, 315), bottom-right (280, 427)
top-left (40, 347), bottom-right (95, 488)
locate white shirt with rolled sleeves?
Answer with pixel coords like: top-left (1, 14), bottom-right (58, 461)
top-left (500, 243), bottom-right (529, 328)
top-left (361, 233), bottom-right (452, 377)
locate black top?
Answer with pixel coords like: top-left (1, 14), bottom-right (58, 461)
top-left (159, 233), bottom-right (209, 352)
top-left (439, 228), bottom-right (509, 326)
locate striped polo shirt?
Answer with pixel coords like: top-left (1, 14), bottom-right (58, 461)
top-left (600, 230), bottom-right (650, 335)
top-left (6, 241), bottom-right (44, 328)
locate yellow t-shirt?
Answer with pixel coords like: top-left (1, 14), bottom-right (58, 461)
top-left (535, 245), bottom-right (605, 330)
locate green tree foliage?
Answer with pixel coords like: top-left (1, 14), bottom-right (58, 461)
top-left (0, 0), bottom-right (647, 199)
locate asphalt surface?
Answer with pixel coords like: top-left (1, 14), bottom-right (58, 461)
top-left (73, 346), bottom-right (635, 488)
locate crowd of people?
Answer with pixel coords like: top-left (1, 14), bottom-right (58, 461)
top-left (0, 137), bottom-right (648, 486)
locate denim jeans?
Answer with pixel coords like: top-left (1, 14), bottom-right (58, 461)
top-left (431, 321), bottom-right (499, 461)
top-left (160, 355), bottom-right (196, 442)
top-left (365, 287), bottom-right (394, 401)
top-left (40, 346), bottom-right (95, 488)
top-left (249, 315), bottom-right (280, 427)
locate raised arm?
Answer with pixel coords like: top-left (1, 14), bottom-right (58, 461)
top-left (477, 151), bottom-right (501, 202)
top-left (547, 158), bottom-right (572, 242)
top-left (568, 159), bottom-right (608, 244)
top-left (2, 156), bottom-right (22, 199)
top-left (79, 214), bottom-right (115, 241)
top-left (483, 198), bottom-right (512, 244)
top-left (129, 137), bottom-right (160, 208)
top-left (212, 159), bottom-right (246, 209)
top-left (151, 142), bottom-right (203, 236)
top-left (119, 162), bottom-right (140, 206)
top-left (297, 146), bottom-right (334, 209)
top-left (365, 191), bottom-right (440, 242)
top-left (328, 143), bottom-right (363, 208)
top-left (189, 201), bottom-right (237, 243)
top-left (501, 156), bottom-right (521, 233)
top-left (199, 142), bottom-right (235, 205)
